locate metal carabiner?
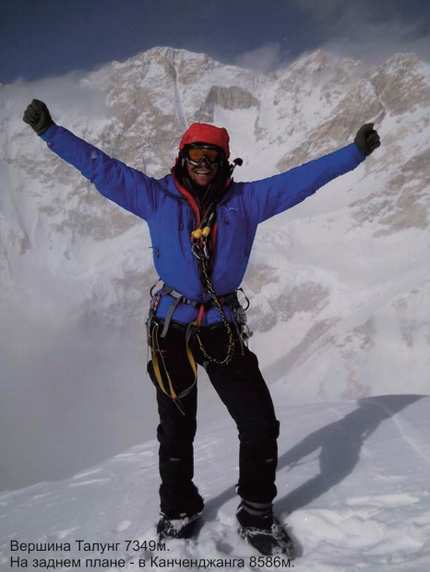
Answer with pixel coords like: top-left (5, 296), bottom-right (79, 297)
top-left (192, 242), bottom-right (204, 260)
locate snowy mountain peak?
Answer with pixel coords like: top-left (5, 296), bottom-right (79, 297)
top-left (1, 46), bottom-right (430, 411)
top-left (371, 52), bottom-right (430, 115)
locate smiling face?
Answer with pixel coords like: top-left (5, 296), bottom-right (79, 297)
top-left (185, 158), bottom-right (219, 187)
top-left (183, 144), bottom-right (223, 188)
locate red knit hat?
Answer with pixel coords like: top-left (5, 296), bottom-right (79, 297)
top-left (179, 123), bottom-right (230, 159)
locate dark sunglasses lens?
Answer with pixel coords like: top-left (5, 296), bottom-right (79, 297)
top-left (187, 147), bottom-right (220, 165)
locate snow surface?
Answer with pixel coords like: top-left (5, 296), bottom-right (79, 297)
top-left (1, 395), bottom-right (430, 571)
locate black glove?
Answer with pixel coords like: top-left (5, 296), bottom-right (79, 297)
top-left (354, 123), bottom-right (381, 157)
top-left (23, 99), bottom-right (54, 135)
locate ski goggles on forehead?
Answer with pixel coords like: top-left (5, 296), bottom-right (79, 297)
top-left (184, 145), bottom-right (222, 166)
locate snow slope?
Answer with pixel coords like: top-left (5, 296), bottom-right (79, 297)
top-left (1, 395), bottom-right (429, 571)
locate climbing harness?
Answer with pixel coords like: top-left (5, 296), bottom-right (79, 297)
top-left (147, 281), bottom-right (251, 415)
top-left (149, 320), bottom-right (196, 415)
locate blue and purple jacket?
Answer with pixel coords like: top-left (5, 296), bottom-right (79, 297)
top-left (41, 124), bottom-right (365, 326)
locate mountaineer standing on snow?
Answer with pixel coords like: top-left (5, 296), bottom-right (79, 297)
top-left (23, 98), bottom-right (380, 556)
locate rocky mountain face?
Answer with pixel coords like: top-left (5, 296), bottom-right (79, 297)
top-left (1, 47), bottom-right (430, 403)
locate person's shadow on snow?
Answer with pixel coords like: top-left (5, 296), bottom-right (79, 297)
top-left (205, 394), bottom-right (423, 533)
top-left (276, 394), bottom-right (423, 517)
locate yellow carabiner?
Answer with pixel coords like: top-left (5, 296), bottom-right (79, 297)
top-left (191, 228), bottom-right (203, 239)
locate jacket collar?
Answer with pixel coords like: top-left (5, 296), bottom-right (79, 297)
top-left (171, 170), bottom-right (201, 224)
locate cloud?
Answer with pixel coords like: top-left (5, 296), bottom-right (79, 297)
top-left (1, 296), bottom-right (154, 490)
top-left (230, 1), bottom-right (430, 75)
top-left (289, 0), bottom-right (430, 65)
top-left (6, 71), bottom-right (108, 121)
top-left (322, 19), bottom-right (430, 65)
top-left (234, 43), bottom-right (284, 72)
top-left (0, 71), bottom-right (150, 492)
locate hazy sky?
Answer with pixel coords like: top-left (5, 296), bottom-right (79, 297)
top-left (2, 0), bottom-right (430, 83)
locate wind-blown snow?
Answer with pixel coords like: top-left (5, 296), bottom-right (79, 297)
top-left (1, 395), bottom-right (429, 571)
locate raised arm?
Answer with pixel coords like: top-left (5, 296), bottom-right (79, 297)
top-left (23, 99), bottom-right (158, 220)
top-left (247, 124), bottom-right (380, 223)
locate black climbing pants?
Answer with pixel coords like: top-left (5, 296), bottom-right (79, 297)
top-left (147, 321), bottom-right (280, 518)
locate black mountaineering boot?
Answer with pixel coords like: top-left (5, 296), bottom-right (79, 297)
top-left (157, 512), bottom-right (201, 541)
top-left (236, 501), bottom-right (295, 558)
